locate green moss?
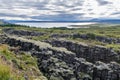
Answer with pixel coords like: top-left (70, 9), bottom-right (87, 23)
top-left (106, 44), bottom-right (120, 51)
top-left (78, 72), bottom-right (92, 79)
top-left (32, 35), bottom-right (50, 41)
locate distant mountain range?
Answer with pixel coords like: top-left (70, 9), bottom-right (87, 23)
top-left (91, 19), bottom-right (120, 24)
top-left (0, 19), bottom-right (10, 25)
top-left (8, 19), bottom-right (120, 24)
top-left (1, 19), bottom-right (120, 25)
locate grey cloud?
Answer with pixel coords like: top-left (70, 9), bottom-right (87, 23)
top-left (0, 13), bottom-right (29, 18)
top-left (111, 12), bottom-right (120, 15)
top-left (30, 13), bottom-right (84, 21)
top-left (96, 0), bottom-right (112, 5)
top-left (52, 0), bottom-right (84, 8)
top-left (0, 0), bottom-right (119, 20)
top-left (87, 9), bottom-right (93, 11)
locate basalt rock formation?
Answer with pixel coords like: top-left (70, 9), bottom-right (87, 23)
top-left (3, 28), bottom-right (120, 44)
top-left (50, 33), bottom-right (72, 38)
top-left (3, 28), bottom-right (45, 36)
top-left (50, 33), bottom-right (120, 44)
top-left (72, 33), bottom-right (120, 44)
top-left (1, 34), bottom-right (120, 80)
top-left (45, 39), bottom-right (120, 63)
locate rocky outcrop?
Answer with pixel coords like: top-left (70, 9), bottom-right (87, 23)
top-left (72, 33), bottom-right (120, 44)
top-left (46, 39), bottom-right (120, 63)
top-left (1, 35), bottom-right (120, 80)
top-left (50, 33), bottom-right (120, 44)
top-left (0, 34), bottom-right (7, 43)
top-left (50, 33), bottom-right (72, 38)
top-left (3, 28), bottom-right (120, 44)
top-left (3, 28), bottom-right (45, 36)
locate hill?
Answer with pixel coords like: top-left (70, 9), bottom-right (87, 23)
top-left (0, 20), bottom-right (10, 25)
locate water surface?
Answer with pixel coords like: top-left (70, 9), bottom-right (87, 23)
top-left (15, 22), bottom-right (96, 28)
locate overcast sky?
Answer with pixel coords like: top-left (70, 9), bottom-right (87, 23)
top-left (0, 0), bottom-right (120, 21)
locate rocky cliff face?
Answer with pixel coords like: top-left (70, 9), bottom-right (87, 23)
top-left (72, 33), bottom-right (120, 44)
top-left (45, 39), bottom-right (120, 63)
top-left (1, 35), bottom-right (120, 80)
top-left (50, 33), bottom-right (120, 44)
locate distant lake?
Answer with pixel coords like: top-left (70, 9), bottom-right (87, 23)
top-left (15, 22), bottom-right (96, 28)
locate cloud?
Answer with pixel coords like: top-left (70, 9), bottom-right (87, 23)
top-left (31, 13), bottom-right (84, 21)
top-left (96, 0), bottom-right (112, 5)
top-left (0, 0), bottom-right (120, 20)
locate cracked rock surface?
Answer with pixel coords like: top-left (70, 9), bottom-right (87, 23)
top-left (1, 34), bottom-right (119, 80)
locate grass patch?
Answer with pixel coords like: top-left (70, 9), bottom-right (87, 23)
top-left (0, 64), bottom-right (11, 80)
top-left (0, 44), bottom-right (47, 80)
top-left (106, 44), bottom-right (120, 51)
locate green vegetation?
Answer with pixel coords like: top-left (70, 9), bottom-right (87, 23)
top-left (0, 23), bottom-right (120, 79)
top-left (32, 34), bottom-right (50, 41)
top-left (0, 44), bottom-right (47, 80)
top-left (106, 44), bottom-right (120, 51)
top-left (3, 25), bottom-right (120, 38)
top-left (0, 24), bottom-right (120, 51)
top-left (0, 64), bottom-right (12, 80)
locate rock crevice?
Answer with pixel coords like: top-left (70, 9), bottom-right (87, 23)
top-left (1, 35), bottom-right (120, 80)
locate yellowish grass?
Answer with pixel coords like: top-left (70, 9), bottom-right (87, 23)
top-left (0, 44), bottom-right (8, 51)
